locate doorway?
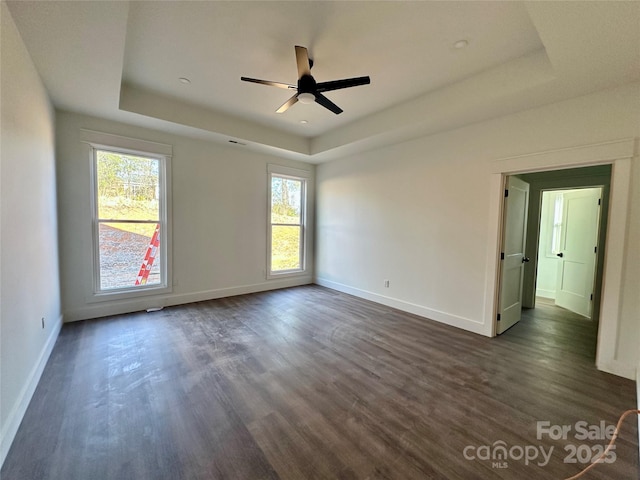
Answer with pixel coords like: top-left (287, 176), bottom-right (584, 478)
top-left (535, 187), bottom-right (603, 319)
top-left (487, 139), bottom-right (634, 378)
top-left (495, 165), bottom-right (611, 339)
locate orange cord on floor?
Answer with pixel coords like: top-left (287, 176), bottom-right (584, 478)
top-left (564, 409), bottom-right (640, 480)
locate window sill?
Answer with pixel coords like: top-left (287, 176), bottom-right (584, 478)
top-left (267, 269), bottom-right (308, 280)
top-left (87, 284), bottom-right (172, 304)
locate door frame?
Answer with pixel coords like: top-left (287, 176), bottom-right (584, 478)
top-left (526, 181), bottom-right (609, 318)
top-left (484, 138), bottom-right (635, 379)
top-left (536, 186), bottom-right (604, 319)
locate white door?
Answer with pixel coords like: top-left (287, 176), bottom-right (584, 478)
top-left (555, 188), bottom-right (602, 318)
top-left (497, 176), bottom-right (530, 334)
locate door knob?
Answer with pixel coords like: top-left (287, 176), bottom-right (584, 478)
top-left (522, 257), bottom-right (530, 263)
top-left (556, 252), bottom-right (564, 258)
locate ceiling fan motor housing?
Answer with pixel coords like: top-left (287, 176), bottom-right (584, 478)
top-left (298, 74), bottom-right (317, 95)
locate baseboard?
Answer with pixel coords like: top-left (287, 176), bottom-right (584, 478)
top-left (314, 277), bottom-right (489, 336)
top-left (165, 276), bottom-right (313, 307)
top-left (535, 289), bottom-right (556, 299)
top-left (64, 277), bottom-right (313, 322)
top-left (0, 313), bottom-right (63, 468)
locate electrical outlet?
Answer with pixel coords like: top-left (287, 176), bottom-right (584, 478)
top-left (41, 317), bottom-right (45, 329)
top-left (384, 280), bottom-right (390, 288)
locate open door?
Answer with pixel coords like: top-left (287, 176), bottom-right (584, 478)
top-left (497, 176), bottom-right (530, 334)
top-left (555, 188), bottom-right (602, 318)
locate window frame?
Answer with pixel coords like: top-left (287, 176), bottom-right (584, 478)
top-left (87, 134), bottom-right (172, 301)
top-left (541, 190), bottom-right (565, 258)
top-left (267, 165), bottom-right (310, 279)
top-left (550, 192), bottom-right (564, 256)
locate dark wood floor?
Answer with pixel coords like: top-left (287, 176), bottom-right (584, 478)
top-left (2, 286), bottom-right (638, 479)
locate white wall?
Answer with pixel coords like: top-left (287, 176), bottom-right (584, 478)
top-left (315, 82), bottom-right (640, 379)
top-left (56, 112), bottom-right (314, 321)
top-left (536, 191), bottom-right (559, 299)
top-left (0, 3), bottom-right (62, 465)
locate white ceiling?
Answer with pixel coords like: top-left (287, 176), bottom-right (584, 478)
top-left (6, 1), bottom-right (640, 163)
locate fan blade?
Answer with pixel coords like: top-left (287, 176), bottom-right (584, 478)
top-left (315, 93), bottom-right (343, 115)
top-left (241, 77), bottom-right (295, 90)
top-left (276, 94), bottom-right (299, 114)
top-left (316, 76), bottom-right (370, 93)
top-left (295, 46), bottom-right (311, 78)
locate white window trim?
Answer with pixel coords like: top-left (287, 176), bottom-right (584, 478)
top-left (541, 190), bottom-right (564, 258)
top-left (83, 131), bottom-right (173, 302)
top-left (267, 164), bottom-right (311, 279)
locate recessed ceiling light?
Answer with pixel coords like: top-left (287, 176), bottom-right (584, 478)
top-left (453, 39), bottom-right (469, 49)
top-left (179, 77), bottom-right (191, 84)
top-left (300, 120), bottom-right (308, 124)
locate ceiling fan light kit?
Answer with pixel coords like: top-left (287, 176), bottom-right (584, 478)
top-left (297, 92), bottom-right (315, 104)
top-left (241, 45), bottom-right (370, 115)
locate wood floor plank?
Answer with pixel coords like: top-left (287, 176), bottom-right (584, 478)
top-left (2, 286), bottom-right (637, 479)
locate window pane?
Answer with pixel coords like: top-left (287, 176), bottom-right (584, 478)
top-left (271, 176), bottom-right (301, 224)
top-left (98, 222), bottom-right (161, 289)
top-left (551, 194), bottom-right (564, 254)
top-left (96, 150), bottom-right (159, 221)
top-left (271, 225), bottom-right (301, 271)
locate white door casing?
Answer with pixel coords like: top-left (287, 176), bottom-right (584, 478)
top-left (497, 176), bottom-right (530, 334)
top-left (554, 188), bottom-right (602, 318)
top-left (486, 138), bottom-right (634, 379)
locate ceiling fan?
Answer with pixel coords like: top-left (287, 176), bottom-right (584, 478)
top-left (241, 46), bottom-right (370, 115)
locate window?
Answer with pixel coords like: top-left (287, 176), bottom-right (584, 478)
top-left (550, 192), bottom-right (564, 255)
top-left (268, 165), bottom-right (309, 277)
top-left (89, 138), bottom-right (171, 297)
